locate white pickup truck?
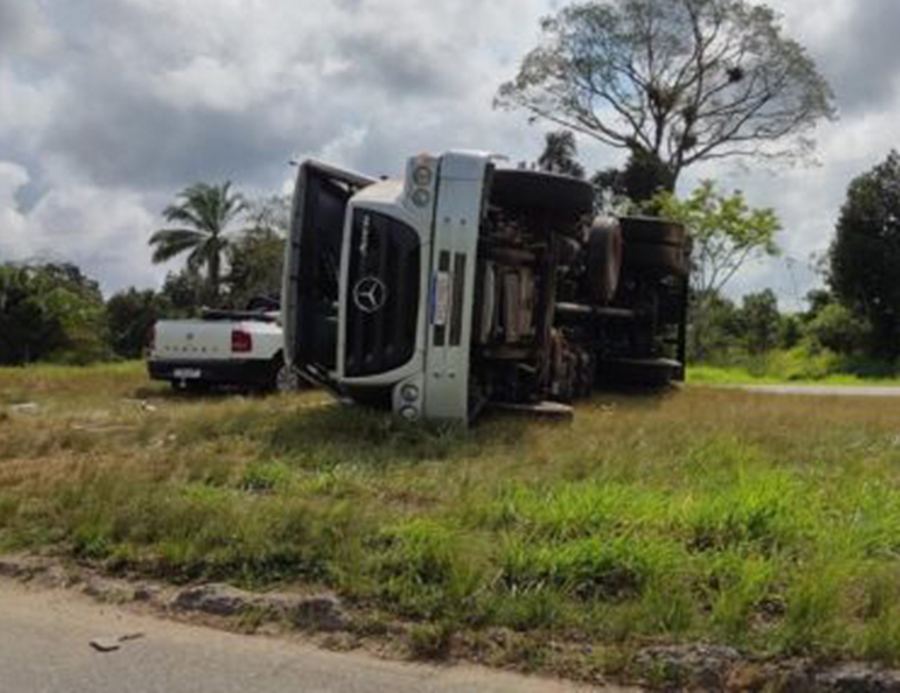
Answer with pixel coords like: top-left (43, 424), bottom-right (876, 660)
top-left (147, 307), bottom-right (285, 392)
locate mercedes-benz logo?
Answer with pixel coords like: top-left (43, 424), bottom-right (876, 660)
top-left (352, 276), bottom-right (387, 313)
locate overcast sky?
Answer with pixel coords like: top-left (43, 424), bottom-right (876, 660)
top-left (1, 0), bottom-right (899, 309)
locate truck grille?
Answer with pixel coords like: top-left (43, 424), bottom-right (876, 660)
top-left (345, 210), bottom-right (421, 377)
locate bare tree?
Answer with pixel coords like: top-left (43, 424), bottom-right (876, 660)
top-left (497, 0), bottom-right (836, 190)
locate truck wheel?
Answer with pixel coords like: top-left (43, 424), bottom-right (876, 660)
top-left (587, 217), bottom-right (623, 304)
top-left (624, 242), bottom-right (688, 276)
top-left (275, 363), bottom-right (302, 392)
top-left (619, 216), bottom-right (686, 246)
top-left (490, 169), bottom-right (594, 236)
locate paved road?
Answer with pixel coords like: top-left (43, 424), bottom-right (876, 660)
top-left (735, 384), bottom-right (900, 397)
top-left (0, 580), bottom-right (628, 693)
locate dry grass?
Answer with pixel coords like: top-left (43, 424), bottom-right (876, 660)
top-left (4, 362), bottom-right (900, 669)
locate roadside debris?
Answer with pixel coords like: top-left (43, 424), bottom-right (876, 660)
top-left (9, 402), bottom-right (39, 414)
top-left (89, 632), bottom-right (145, 654)
top-left (88, 638), bottom-right (120, 653)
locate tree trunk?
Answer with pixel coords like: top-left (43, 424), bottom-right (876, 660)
top-left (207, 244), bottom-right (221, 308)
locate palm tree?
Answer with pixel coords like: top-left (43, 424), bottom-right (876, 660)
top-left (149, 182), bottom-right (246, 305)
top-left (538, 130), bottom-right (585, 179)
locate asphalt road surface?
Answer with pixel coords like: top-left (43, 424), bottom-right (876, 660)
top-left (736, 384), bottom-right (900, 397)
top-left (0, 579), bottom-right (630, 693)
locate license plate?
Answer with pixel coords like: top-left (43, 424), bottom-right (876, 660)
top-left (173, 368), bottom-right (201, 379)
top-left (432, 271), bottom-right (451, 326)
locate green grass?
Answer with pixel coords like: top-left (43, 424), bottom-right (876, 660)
top-left (6, 362), bottom-right (900, 672)
top-left (688, 364), bottom-right (900, 386)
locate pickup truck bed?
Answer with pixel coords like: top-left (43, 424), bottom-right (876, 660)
top-left (147, 310), bottom-right (284, 391)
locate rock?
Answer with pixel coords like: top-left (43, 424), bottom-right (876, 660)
top-left (284, 595), bottom-right (348, 632)
top-left (170, 584), bottom-right (254, 617)
top-left (34, 565), bottom-right (79, 589)
top-left (726, 663), bottom-right (765, 691)
top-left (816, 663), bottom-right (900, 692)
top-left (82, 577), bottom-right (137, 603)
top-left (0, 554), bottom-right (52, 579)
top-left (635, 644), bottom-right (740, 690)
top-left (169, 584), bottom-right (350, 631)
top-left (133, 584), bottom-right (162, 603)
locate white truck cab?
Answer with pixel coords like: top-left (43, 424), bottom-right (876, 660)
top-left (283, 151), bottom-right (688, 424)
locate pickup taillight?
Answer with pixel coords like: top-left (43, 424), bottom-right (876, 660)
top-left (148, 324), bottom-right (156, 352)
top-left (231, 329), bottom-right (252, 353)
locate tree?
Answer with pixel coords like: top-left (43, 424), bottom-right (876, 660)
top-left (738, 288), bottom-right (780, 354)
top-left (497, 0), bottom-right (835, 192)
top-left (685, 288), bottom-right (742, 360)
top-left (107, 288), bottom-right (168, 359)
top-left (227, 228), bottom-right (285, 310)
top-left (245, 194), bottom-right (291, 235)
top-left (537, 130), bottom-right (586, 178)
top-left (149, 182), bottom-right (246, 306)
top-left (226, 194), bottom-right (289, 309)
top-left (805, 303), bottom-right (870, 355)
top-left (828, 151), bottom-right (900, 356)
top-left (158, 268), bottom-right (205, 317)
top-left (654, 180), bottom-right (780, 357)
top-left (0, 263), bottom-right (108, 365)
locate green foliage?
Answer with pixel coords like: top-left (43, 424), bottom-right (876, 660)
top-left (654, 181), bottom-right (781, 359)
top-left (0, 263), bottom-right (109, 365)
top-left (498, 0), bottom-right (835, 187)
top-left (149, 181), bottom-right (247, 306)
top-left (106, 288), bottom-right (168, 358)
top-left (806, 303), bottom-right (871, 354)
top-left (158, 268), bottom-right (205, 317)
top-left (537, 130), bottom-right (585, 179)
top-left (227, 227), bottom-right (285, 310)
top-left (829, 151), bottom-right (900, 356)
top-left (655, 181), bottom-right (781, 296)
top-left (9, 367), bottom-right (900, 666)
top-left (739, 289), bottom-right (781, 355)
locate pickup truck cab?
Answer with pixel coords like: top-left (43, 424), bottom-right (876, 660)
top-left (148, 308), bottom-right (284, 391)
top-left (282, 151), bottom-right (688, 423)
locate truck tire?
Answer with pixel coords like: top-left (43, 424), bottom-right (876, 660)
top-left (276, 363), bottom-right (303, 392)
top-left (490, 169), bottom-right (594, 235)
top-left (619, 216), bottom-right (686, 246)
top-left (623, 242), bottom-right (688, 276)
top-left (587, 218), bottom-right (623, 304)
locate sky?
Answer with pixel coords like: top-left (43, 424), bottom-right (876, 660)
top-left (1, 0), bottom-right (899, 310)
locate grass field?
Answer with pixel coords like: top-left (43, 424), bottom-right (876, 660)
top-left (4, 362), bottom-right (900, 676)
top-left (688, 364), bottom-right (900, 386)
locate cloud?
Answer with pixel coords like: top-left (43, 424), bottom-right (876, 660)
top-left (0, 159), bottom-right (161, 292)
top-left (1, 0), bottom-right (899, 309)
top-left (0, 0), bottom-right (53, 59)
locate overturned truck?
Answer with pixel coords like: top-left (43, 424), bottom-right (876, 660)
top-left (282, 151), bottom-right (688, 423)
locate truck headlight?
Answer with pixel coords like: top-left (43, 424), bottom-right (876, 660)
top-left (401, 384), bottom-right (419, 401)
top-left (412, 165), bottom-right (432, 187)
top-left (399, 406), bottom-right (419, 421)
top-left (411, 188), bottom-right (431, 207)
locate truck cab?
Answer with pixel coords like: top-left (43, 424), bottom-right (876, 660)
top-left (283, 151), bottom-right (688, 423)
